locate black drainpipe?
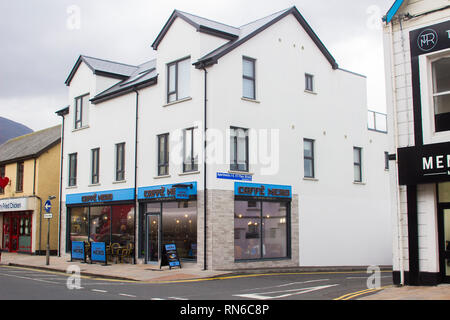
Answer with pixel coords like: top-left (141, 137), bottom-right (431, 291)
top-left (56, 110), bottom-right (66, 257)
top-left (133, 88), bottom-right (139, 264)
top-left (202, 66), bottom-right (208, 271)
top-left (33, 158), bottom-right (42, 255)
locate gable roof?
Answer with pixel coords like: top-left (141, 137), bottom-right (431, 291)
top-left (153, 6), bottom-right (338, 70)
top-left (0, 125), bottom-right (61, 164)
top-left (65, 55), bottom-right (139, 86)
top-left (91, 59), bottom-right (158, 104)
top-left (383, 0), bottom-right (406, 23)
top-left (152, 10), bottom-right (240, 50)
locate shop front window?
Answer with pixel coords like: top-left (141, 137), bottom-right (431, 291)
top-left (89, 206), bottom-right (111, 243)
top-left (111, 204), bottom-right (135, 247)
top-left (70, 207), bottom-right (88, 243)
top-left (234, 200), bottom-right (289, 261)
top-left (162, 201), bottom-right (197, 260)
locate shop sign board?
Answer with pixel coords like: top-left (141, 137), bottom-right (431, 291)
top-left (138, 182), bottom-right (197, 201)
top-left (66, 188), bottom-right (135, 205)
top-left (90, 242), bottom-right (107, 265)
top-left (0, 198), bottom-right (30, 212)
top-left (397, 142), bottom-right (450, 185)
top-left (235, 182), bottom-right (292, 199)
top-left (216, 172), bottom-right (253, 181)
top-left (71, 241), bottom-right (86, 262)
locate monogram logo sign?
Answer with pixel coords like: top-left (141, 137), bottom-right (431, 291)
top-left (417, 29), bottom-right (438, 52)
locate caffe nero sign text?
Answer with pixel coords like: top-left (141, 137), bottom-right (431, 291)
top-left (398, 142), bottom-right (450, 185)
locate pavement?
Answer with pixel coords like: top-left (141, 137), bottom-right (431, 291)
top-left (1, 252), bottom-right (449, 300)
top-left (0, 252), bottom-right (230, 282)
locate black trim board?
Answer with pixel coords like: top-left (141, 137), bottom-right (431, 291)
top-left (393, 271), bottom-right (442, 286)
top-left (407, 185), bottom-right (420, 285)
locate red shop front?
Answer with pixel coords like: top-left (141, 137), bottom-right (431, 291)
top-left (2, 212), bottom-right (33, 253)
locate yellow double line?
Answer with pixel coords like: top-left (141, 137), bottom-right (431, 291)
top-left (334, 286), bottom-right (391, 300)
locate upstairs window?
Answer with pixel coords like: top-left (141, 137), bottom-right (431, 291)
top-left (74, 94), bottom-right (89, 129)
top-left (91, 148), bottom-right (100, 185)
top-left (167, 57), bottom-right (190, 103)
top-left (303, 139), bottom-right (315, 178)
top-left (353, 147), bottom-right (363, 183)
top-left (243, 57), bottom-right (256, 100)
top-left (432, 57), bottom-right (450, 132)
top-left (305, 73), bottom-right (314, 92)
top-left (158, 134), bottom-right (169, 176)
top-left (183, 127), bottom-right (199, 173)
top-left (230, 127), bottom-right (249, 172)
top-left (115, 143), bottom-right (125, 182)
top-left (68, 153), bottom-right (77, 187)
top-left (16, 162), bottom-right (24, 192)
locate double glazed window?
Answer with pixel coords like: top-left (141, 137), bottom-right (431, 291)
top-left (431, 57), bottom-right (450, 132)
top-left (167, 57), bottom-right (190, 103)
top-left (183, 128), bottom-right (199, 172)
top-left (68, 153), bottom-right (77, 187)
top-left (305, 74), bottom-right (314, 92)
top-left (234, 200), bottom-right (289, 260)
top-left (115, 143), bottom-right (125, 181)
top-left (353, 147), bottom-right (363, 182)
top-left (91, 148), bottom-right (100, 184)
top-left (16, 162), bottom-right (24, 192)
top-left (0, 165), bottom-right (5, 194)
top-left (158, 134), bottom-right (169, 176)
top-left (243, 57), bottom-right (256, 100)
top-left (230, 127), bottom-right (249, 172)
top-left (303, 139), bottom-right (315, 178)
top-left (74, 94), bottom-right (89, 129)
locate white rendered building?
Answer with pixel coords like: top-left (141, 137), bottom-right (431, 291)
top-left (58, 6), bottom-right (391, 270)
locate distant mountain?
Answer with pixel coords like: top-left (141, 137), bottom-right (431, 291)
top-left (0, 117), bottom-right (33, 145)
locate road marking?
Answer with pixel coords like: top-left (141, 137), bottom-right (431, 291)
top-left (234, 284), bottom-right (339, 300)
top-left (239, 278), bottom-right (330, 292)
top-left (0, 272), bottom-right (59, 284)
top-left (119, 293), bottom-right (137, 298)
top-left (151, 298), bottom-right (165, 300)
top-left (168, 296), bottom-right (188, 300)
top-left (91, 289), bottom-right (108, 293)
top-left (334, 286), bottom-right (391, 300)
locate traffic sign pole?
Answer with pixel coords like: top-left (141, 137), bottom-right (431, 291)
top-left (44, 197), bottom-right (55, 266)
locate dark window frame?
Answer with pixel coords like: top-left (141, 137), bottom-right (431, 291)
top-left (68, 153), bottom-right (77, 187)
top-left (167, 56), bottom-right (190, 104)
top-left (157, 133), bottom-right (169, 176)
top-left (303, 139), bottom-right (315, 178)
top-left (74, 93), bottom-right (89, 129)
top-left (431, 57), bottom-right (450, 132)
top-left (234, 199), bottom-right (291, 262)
top-left (0, 165), bottom-right (5, 194)
top-left (384, 151), bottom-right (389, 170)
top-left (242, 56), bottom-right (256, 100)
top-left (354, 147), bottom-right (363, 182)
top-left (115, 143), bottom-right (125, 182)
top-left (230, 126), bottom-right (249, 172)
top-left (91, 148), bottom-right (100, 184)
top-left (183, 127), bottom-right (198, 173)
top-left (305, 73), bottom-right (314, 92)
top-left (16, 162), bottom-right (24, 192)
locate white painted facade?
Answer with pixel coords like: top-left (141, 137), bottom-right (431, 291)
top-left (61, 7), bottom-right (391, 269)
top-left (383, 0), bottom-right (450, 284)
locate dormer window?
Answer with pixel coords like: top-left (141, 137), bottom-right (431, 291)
top-left (167, 57), bottom-right (190, 103)
top-left (74, 93), bottom-right (89, 129)
top-left (432, 57), bottom-right (450, 132)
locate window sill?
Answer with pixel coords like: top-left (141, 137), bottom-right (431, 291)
top-left (179, 171), bottom-right (200, 176)
top-left (72, 125), bottom-right (90, 133)
top-left (241, 97), bottom-right (260, 104)
top-left (303, 177), bottom-right (318, 182)
top-left (304, 90), bottom-right (317, 95)
top-left (154, 175), bottom-right (171, 179)
top-left (228, 170), bottom-right (254, 175)
top-left (113, 180), bottom-right (127, 184)
top-left (88, 183), bottom-right (101, 187)
top-left (353, 181), bottom-right (366, 185)
top-left (66, 186), bottom-right (77, 190)
top-left (162, 97), bottom-right (192, 108)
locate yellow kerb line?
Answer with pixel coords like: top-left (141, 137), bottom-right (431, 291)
top-left (334, 285), bottom-right (392, 300)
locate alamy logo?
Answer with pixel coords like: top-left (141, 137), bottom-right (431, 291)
top-left (417, 29), bottom-right (438, 52)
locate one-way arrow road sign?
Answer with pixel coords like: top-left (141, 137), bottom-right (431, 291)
top-left (44, 200), bottom-right (52, 213)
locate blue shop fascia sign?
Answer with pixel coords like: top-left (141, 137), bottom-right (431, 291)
top-left (235, 182), bottom-right (292, 199)
top-left (138, 182), bottom-right (197, 201)
top-left (66, 188), bottom-right (135, 205)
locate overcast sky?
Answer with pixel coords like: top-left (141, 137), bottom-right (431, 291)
top-left (0, 0), bottom-right (393, 131)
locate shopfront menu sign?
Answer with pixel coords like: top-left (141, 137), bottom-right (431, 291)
top-left (71, 241), bottom-right (86, 261)
top-left (235, 182), bottom-right (292, 199)
top-left (397, 142), bottom-right (450, 185)
top-left (66, 188), bottom-right (135, 205)
top-left (90, 242), bottom-right (107, 264)
top-left (138, 182), bottom-right (197, 201)
top-left (161, 243), bottom-right (181, 269)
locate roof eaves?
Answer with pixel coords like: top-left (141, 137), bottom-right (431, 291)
top-left (383, 0), bottom-right (406, 23)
